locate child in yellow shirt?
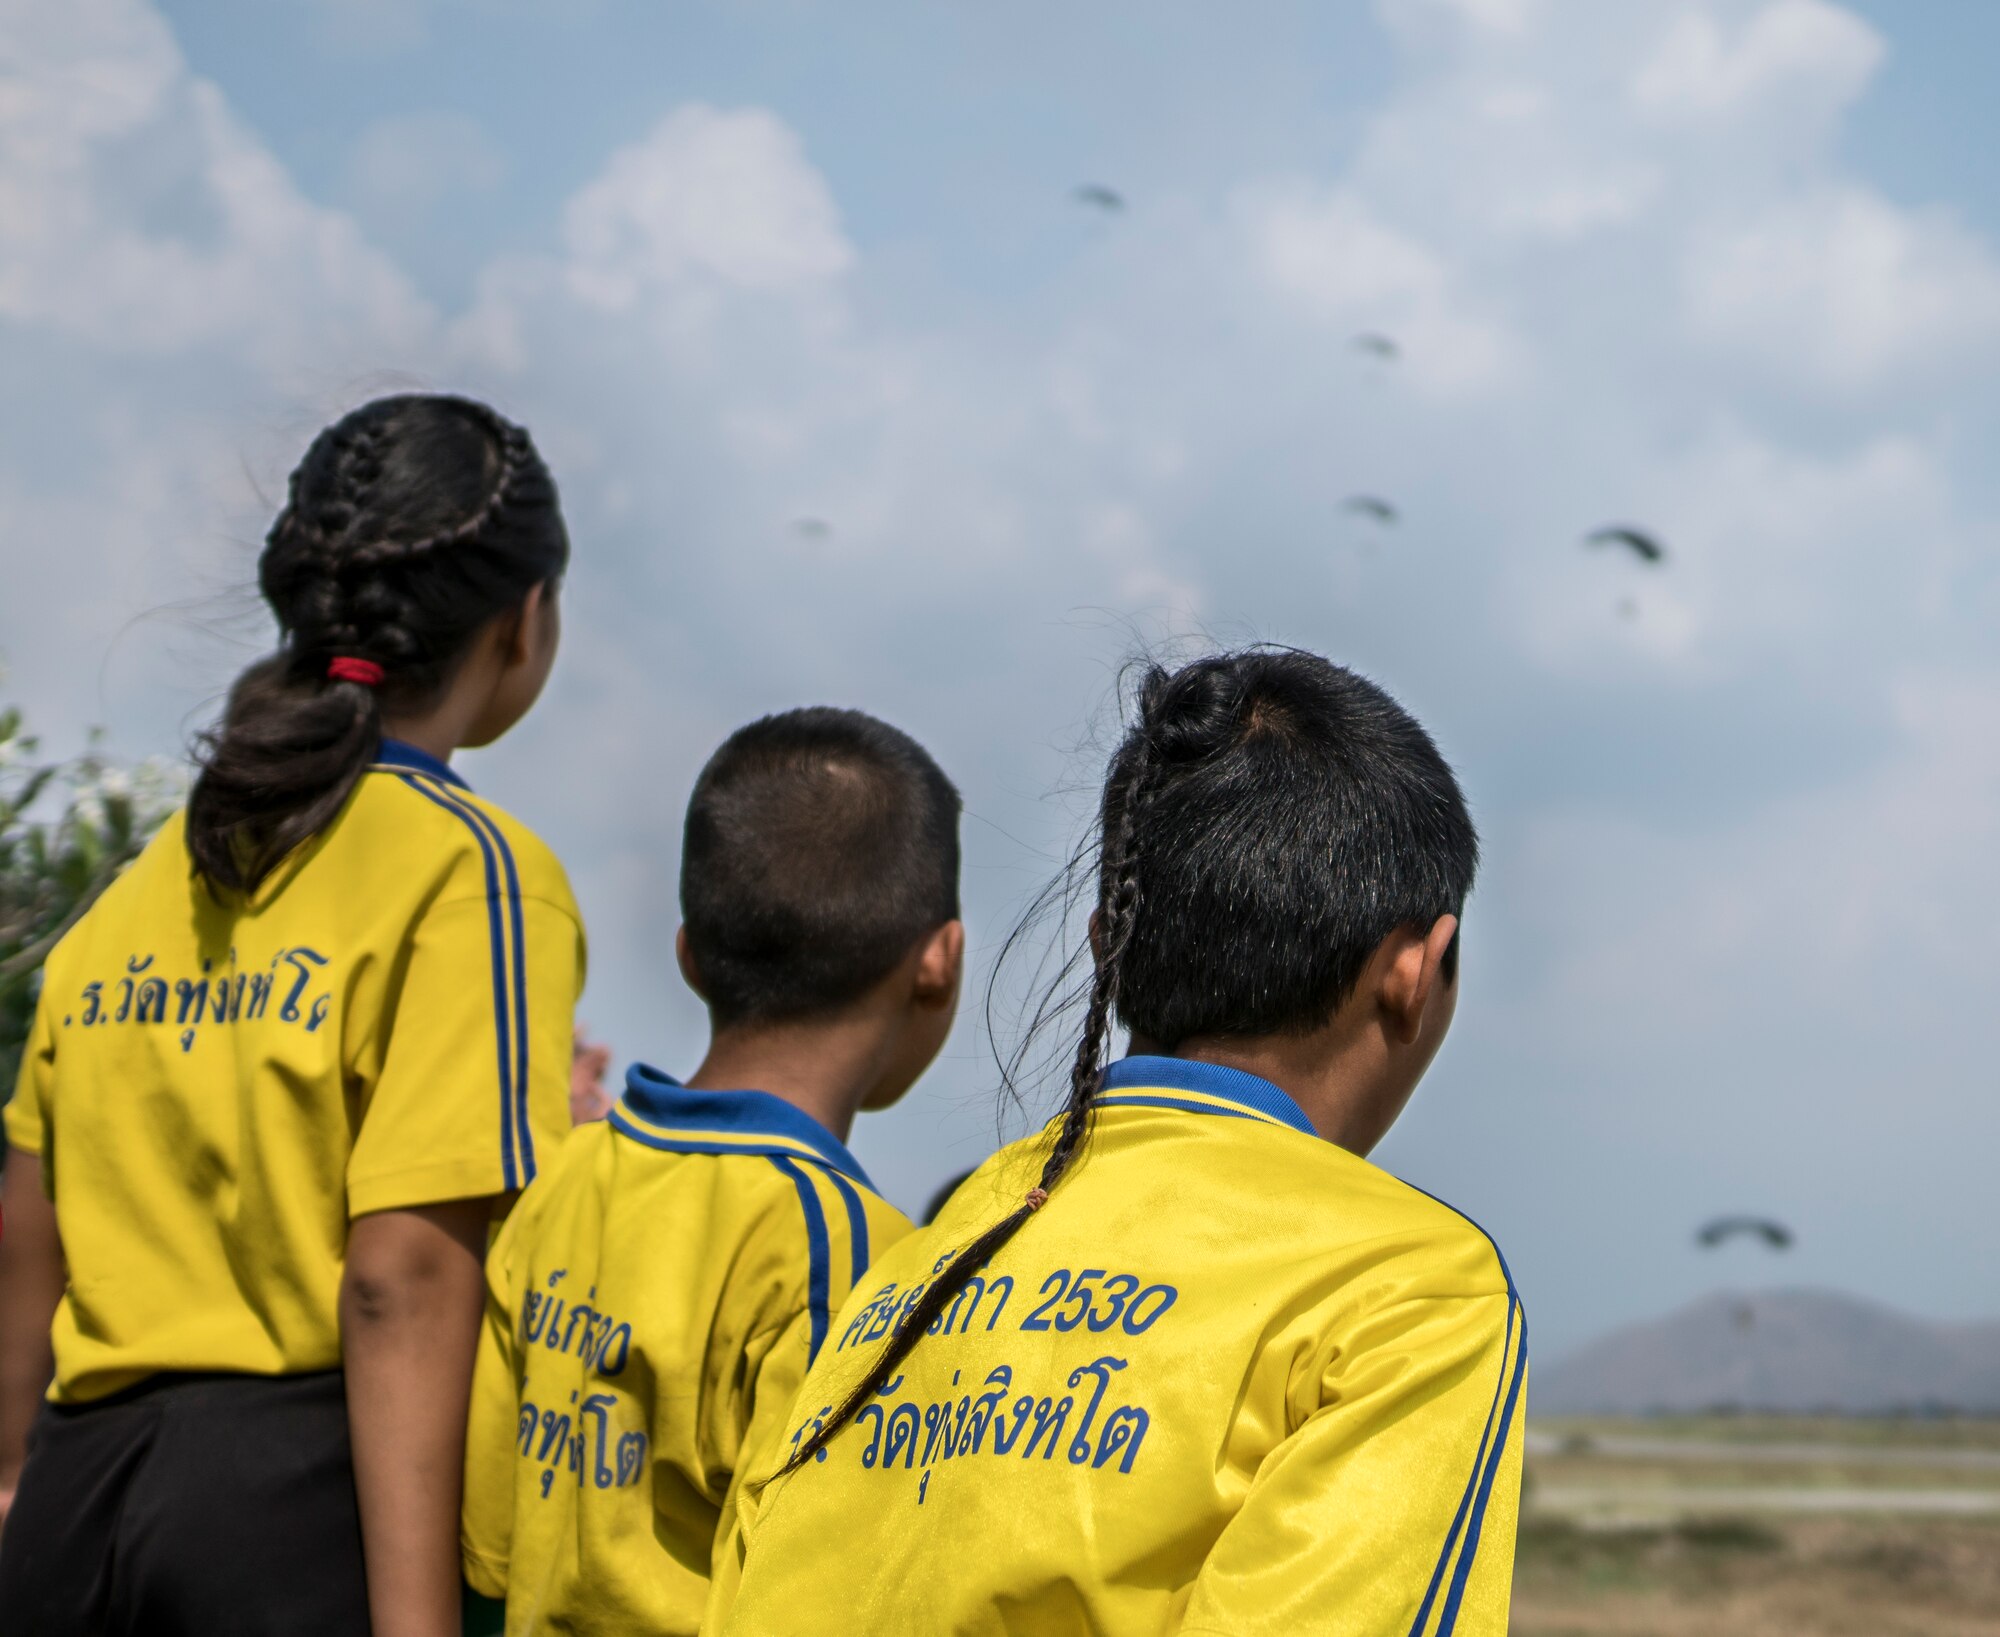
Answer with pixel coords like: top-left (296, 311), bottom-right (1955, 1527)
top-left (461, 707), bottom-right (962, 1635)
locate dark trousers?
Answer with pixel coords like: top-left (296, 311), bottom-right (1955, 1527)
top-left (0, 1370), bottom-right (369, 1637)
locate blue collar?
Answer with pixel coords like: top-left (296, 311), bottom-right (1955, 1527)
top-left (373, 737), bottom-right (469, 790)
top-left (1098, 1054), bottom-right (1318, 1137)
top-left (614, 1063), bottom-right (875, 1187)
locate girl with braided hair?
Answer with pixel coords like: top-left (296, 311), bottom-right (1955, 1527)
top-left (0, 394), bottom-right (585, 1637)
top-left (714, 649), bottom-right (1524, 1637)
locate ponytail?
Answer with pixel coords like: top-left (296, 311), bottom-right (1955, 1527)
top-left (186, 395), bottom-right (567, 893)
top-left (786, 680), bottom-right (1163, 1471)
top-left (185, 656), bottom-right (384, 893)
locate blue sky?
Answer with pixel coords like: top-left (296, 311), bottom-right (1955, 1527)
top-left (4, 0), bottom-right (1999, 1358)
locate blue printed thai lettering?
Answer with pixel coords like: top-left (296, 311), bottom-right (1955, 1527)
top-left (306, 994), bottom-right (331, 1033)
top-left (1021, 1395), bottom-right (1073, 1461)
top-left (134, 977), bottom-right (167, 1022)
top-left (244, 970), bottom-right (273, 1021)
top-left (980, 1275), bottom-right (1014, 1331)
top-left (593, 1322), bottom-right (632, 1377)
top-left (860, 1283), bottom-right (903, 1345)
top-left (80, 982), bottom-right (104, 1026)
top-left (174, 976), bottom-right (208, 1026)
top-left (276, 947), bottom-right (329, 1023)
top-left (536, 1410), bottom-right (570, 1463)
top-left (521, 1290), bottom-right (548, 1344)
top-left (787, 1404), bottom-right (831, 1467)
top-left (842, 1282), bottom-right (898, 1352)
top-left (944, 1272), bottom-right (1013, 1334)
top-left (616, 1431), bottom-right (647, 1486)
top-left (921, 1401), bottom-right (954, 1465)
top-left (1093, 1406), bottom-right (1150, 1474)
top-left (956, 1366), bottom-right (1013, 1455)
top-left (561, 1300), bottom-right (595, 1354)
top-left (579, 1394), bottom-right (618, 1489)
top-left (882, 1403), bottom-right (921, 1469)
top-left (115, 977), bottom-right (135, 1022)
top-left (1066, 1356), bottom-right (1128, 1464)
top-left (540, 1298), bottom-right (567, 1349)
top-left (992, 1395), bottom-right (1034, 1457)
top-left (857, 1403), bottom-right (886, 1467)
top-left (517, 1403), bottom-right (539, 1454)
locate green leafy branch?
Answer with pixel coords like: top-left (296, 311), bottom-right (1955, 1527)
top-left (1, 703), bottom-right (182, 1092)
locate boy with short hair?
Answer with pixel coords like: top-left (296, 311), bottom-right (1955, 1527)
top-left (461, 707), bottom-right (962, 1635)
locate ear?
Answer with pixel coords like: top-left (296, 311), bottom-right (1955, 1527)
top-left (501, 582), bottom-right (550, 667)
top-left (1378, 914), bottom-right (1459, 1045)
top-left (674, 926), bottom-right (710, 1003)
top-left (912, 920), bottom-right (965, 1008)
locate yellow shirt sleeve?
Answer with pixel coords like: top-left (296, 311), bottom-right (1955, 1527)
top-left (705, 1309), bottom-right (816, 1630)
top-left (462, 1216), bottom-right (526, 1600)
top-left (1180, 1290), bottom-right (1527, 1637)
top-left (4, 993), bottom-right (56, 1164)
top-left (347, 892), bottom-right (583, 1216)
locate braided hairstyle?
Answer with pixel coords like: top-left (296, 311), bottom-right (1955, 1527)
top-left (187, 394), bottom-right (568, 893)
top-left (787, 647), bottom-right (1478, 1470)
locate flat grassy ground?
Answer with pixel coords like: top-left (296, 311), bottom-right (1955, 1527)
top-left (1513, 1417), bottom-right (2000, 1635)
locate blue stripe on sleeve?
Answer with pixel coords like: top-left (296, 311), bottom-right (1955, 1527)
top-left (823, 1167), bottom-right (872, 1287)
top-left (1437, 1305), bottom-right (1528, 1635)
top-left (770, 1156), bottom-right (832, 1367)
top-left (395, 774), bottom-right (517, 1191)
top-left (437, 792), bottom-right (534, 1182)
top-left (1405, 1294), bottom-right (1516, 1637)
top-left (1398, 1182), bottom-right (1523, 1637)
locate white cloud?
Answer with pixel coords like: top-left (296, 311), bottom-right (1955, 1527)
top-left (0, 0), bottom-right (429, 372)
top-left (1632, 0), bottom-right (1883, 126)
top-left (1239, 182), bottom-right (1516, 395)
top-left (1684, 185), bottom-right (2000, 387)
top-left (561, 105), bottom-right (853, 313)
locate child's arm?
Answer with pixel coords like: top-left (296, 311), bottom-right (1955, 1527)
top-left (1180, 1288), bottom-right (1526, 1637)
top-left (0, 1146), bottom-right (61, 1531)
top-left (341, 1198), bottom-right (493, 1637)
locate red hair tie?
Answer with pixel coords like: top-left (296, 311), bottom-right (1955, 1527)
top-left (327, 657), bottom-right (385, 687)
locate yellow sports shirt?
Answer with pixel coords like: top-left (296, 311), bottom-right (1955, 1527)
top-left (4, 739), bottom-right (585, 1402)
top-left (461, 1066), bottom-right (913, 1636)
top-left (719, 1056), bottom-right (1526, 1637)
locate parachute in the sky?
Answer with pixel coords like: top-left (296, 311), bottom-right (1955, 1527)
top-left (1587, 525), bottom-right (1666, 564)
top-left (1343, 496), bottom-right (1399, 525)
top-left (1351, 332), bottom-right (1400, 362)
top-left (1073, 184), bottom-right (1126, 213)
top-left (1696, 1216), bottom-right (1793, 1251)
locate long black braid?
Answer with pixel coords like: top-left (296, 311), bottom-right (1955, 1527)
top-left (785, 679), bottom-right (1162, 1471)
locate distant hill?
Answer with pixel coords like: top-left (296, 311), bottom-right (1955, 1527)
top-left (1534, 1288), bottom-right (2000, 1416)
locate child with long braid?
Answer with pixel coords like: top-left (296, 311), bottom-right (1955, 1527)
top-left (716, 649), bottom-right (1524, 1637)
top-left (0, 395), bottom-right (585, 1637)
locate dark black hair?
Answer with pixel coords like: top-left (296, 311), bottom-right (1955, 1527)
top-left (680, 707), bottom-right (961, 1026)
top-left (790, 647), bottom-right (1477, 1467)
top-left (185, 394), bottom-right (569, 893)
